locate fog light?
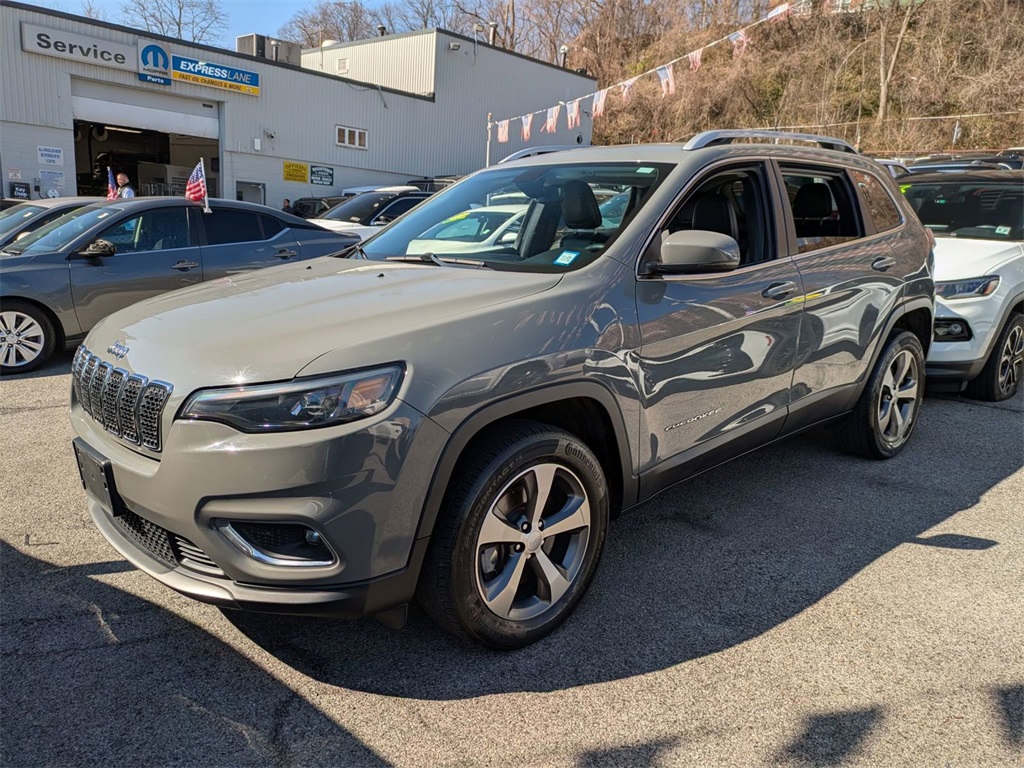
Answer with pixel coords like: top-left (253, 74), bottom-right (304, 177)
top-left (934, 318), bottom-right (972, 342)
top-left (217, 521), bottom-right (336, 568)
top-left (305, 529), bottom-right (321, 545)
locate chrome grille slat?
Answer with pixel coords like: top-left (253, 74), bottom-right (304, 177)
top-left (102, 369), bottom-right (127, 436)
top-left (173, 536), bottom-right (224, 576)
top-left (73, 346), bottom-right (172, 454)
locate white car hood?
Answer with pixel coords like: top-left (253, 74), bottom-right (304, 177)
top-left (932, 238), bottom-right (1024, 281)
top-left (309, 219), bottom-right (376, 241)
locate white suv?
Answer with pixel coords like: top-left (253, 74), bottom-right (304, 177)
top-left (903, 170), bottom-right (1024, 400)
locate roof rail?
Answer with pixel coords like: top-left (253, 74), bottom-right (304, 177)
top-left (681, 130), bottom-right (859, 155)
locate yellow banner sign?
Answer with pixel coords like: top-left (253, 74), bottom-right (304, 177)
top-left (171, 70), bottom-right (260, 96)
top-left (283, 162), bottom-right (309, 183)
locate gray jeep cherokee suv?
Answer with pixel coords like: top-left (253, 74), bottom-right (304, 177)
top-left (70, 131), bottom-right (934, 649)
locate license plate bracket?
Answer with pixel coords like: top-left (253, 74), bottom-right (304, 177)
top-left (73, 438), bottom-right (125, 517)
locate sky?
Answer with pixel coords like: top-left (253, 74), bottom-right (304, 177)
top-left (33, 0), bottom-right (305, 49)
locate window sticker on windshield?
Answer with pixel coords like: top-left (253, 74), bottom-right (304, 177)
top-left (636, 167), bottom-right (656, 174)
top-left (996, 226), bottom-right (1011, 235)
top-left (554, 250), bottom-right (579, 266)
top-left (442, 211), bottom-right (470, 223)
top-left (899, 184), bottom-right (912, 194)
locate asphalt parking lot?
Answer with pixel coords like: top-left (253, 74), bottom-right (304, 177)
top-left (1, 349), bottom-right (1021, 767)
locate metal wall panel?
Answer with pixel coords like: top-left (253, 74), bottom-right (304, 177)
top-left (301, 31), bottom-right (437, 96)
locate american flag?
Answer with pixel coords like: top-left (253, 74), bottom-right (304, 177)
top-left (106, 167), bottom-right (117, 200)
top-left (521, 114), bottom-right (534, 142)
top-left (496, 119), bottom-right (509, 143)
top-left (185, 160), bottom-right (207, 204)
top-left (566, 99), bottom-right (581, 129)
top-left (592, 89), bottom-right (607, 118)
top-left (688, 49), bottom-right (703, 72)
top-left (544, 104), bottom-right (561, 133)
top-left (656, 64), bottom-right (676, 97)
top-left (766, 2), bottom-right (791, 22)
top-left (621, 78), bottom-right (637, 104)
top-left (729, 30), bottom-right (749, 58)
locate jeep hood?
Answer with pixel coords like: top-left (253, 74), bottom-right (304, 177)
top-left (86, 257), bottom-right (561, 387)
top-left (932, 238), bottom-right (1024, 281)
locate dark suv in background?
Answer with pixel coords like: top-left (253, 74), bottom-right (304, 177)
top-left (69, 131), bottom-right (934, 649)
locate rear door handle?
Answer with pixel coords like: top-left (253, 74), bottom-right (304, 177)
top-left (171, 260), bottom-right (199, 271)
top-left (761, 281), bottom-right (798, 300)
top-left (872, 256), bottom-right (896, 272)
top-left (275, 249), bottom-right (297, 259)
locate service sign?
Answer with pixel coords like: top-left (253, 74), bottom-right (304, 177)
top-left (21, 23), bottom-right (136, 72)
top-left (172, 56), bottom-right (260, 96)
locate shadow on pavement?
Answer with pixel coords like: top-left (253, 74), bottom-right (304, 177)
top-left (776, 707), bottom-right (883, 767)
top-left (0, 542), bottom-right (391, 768)
top-left (0, 348), bottom-right (75, 381)
top-left (994, 685), bottom-right (1023, 750)
top-left (575, 736), bottom-right (681, 767)
top-left (224, 393), bottom-right (1023, 700)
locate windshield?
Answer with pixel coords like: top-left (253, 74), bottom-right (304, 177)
top-left (3, 204), bottom-right (120, 255)
top-left (902, 181), bottom-right (1024, 241)
top-left (361, 162), bottom-right (673, 272)
top-left (319, 193), bottom-right (394, 223)
top-left (0, 205), bottom-right (45, 237)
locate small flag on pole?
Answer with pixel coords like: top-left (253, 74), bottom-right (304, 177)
top-left (566, 99), bottom-right (581, 129)
top-left (688, 49), bottom-right (703, 72)
top-left (766, 2), bottom-right (791, 22)
top-left (106, 167), bottom-right (118, 200)
top-left (544, 104), bottom-right (561, 133)
top-left (185, 159), bottom-right (210, 213)
top-left (656, 64), bottom-right (675, 97)
top-left (521, 114), bottom-right (534, 142)
top-left (592, 89), bottom-right (607, 118)
top-left (621, 77), bottom-right (637, 104)
top-left (729, 30), bottom-right (749, 58)
top-left (497, 119), bottom-right (509, 143)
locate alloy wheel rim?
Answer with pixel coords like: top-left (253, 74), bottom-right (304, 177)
top-left (998, 326), bottom-right (1024, 396)
top-left (877, 349), bottom-right (919, 446)
top-left (474, 462), bottom-right (591, 622)
top-left (0, 311), bottom-right (45, 369)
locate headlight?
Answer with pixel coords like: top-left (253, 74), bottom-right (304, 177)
top-left (936, 276), bottom-right (1000, 300)
top-left (179, 366), bottom-right (403, 432)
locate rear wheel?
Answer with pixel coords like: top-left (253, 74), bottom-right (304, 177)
top-left (418, 421), bottom-right (609, 649)
top-left (0, 301), bottom-right (56, 375)
top-left (837, 331), bottom-right (924, 459)
top-left (965, 312), bottom-right (1024, 402)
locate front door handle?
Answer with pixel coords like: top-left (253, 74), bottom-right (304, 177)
top-left (275, 249), bottom-right (297, 259)
top-left (872, 255), bottom-right (896, 272)
top-left (171, 260), bottom-right (199, 271)
top-left (761, 281), bottom-right (798, 300)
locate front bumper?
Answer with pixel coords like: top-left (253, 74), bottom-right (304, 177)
top-left (71, 389), bottom-right (449, 617)
top-left (926, 295), bottom-right (1001, 381)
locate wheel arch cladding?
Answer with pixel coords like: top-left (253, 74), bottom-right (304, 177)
top-left (416, 384), bottom-right (636, 541)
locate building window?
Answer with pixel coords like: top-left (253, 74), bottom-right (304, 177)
top-left (336, 125), bottom-right (368, 150)
top-left (336, 57), bottom-right (349, 75)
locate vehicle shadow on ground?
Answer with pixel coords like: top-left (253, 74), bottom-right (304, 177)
top-left (0, 348), bottom-right (75, 381)
top-left (0, 542), bottom-right (392, 768)
top-left (225, 391), bottom-right (1023, 700)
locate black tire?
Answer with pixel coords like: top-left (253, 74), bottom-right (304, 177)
top-left (0, 299), bottom-right (57, 375)
top-left (837, 330), bottom-right (925, 460)
top-left (418, 420), bottom-right (609, 650)
top-left (964, 312), bottom-right (1024, 402)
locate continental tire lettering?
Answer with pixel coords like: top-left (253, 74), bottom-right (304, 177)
top-left (565, 443), bottom-right (586, 463)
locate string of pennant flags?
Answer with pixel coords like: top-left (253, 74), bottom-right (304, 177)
top-left (489, 0), bottom-right (811, 144)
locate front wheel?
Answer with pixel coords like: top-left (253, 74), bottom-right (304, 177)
top-left (0, 300), bottom-right (56, 375)
top-left (837, 330), bottom-right (925, 459)
top-left (418, 421), bottom-right (609, 649)
top-left (965, 312), bottom-right (1024, 402)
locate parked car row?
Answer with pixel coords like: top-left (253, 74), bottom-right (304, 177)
top-left (3, 130), bottom-right (1020, 655)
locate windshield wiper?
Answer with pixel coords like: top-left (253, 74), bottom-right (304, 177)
top-left (385, 253), bottom-right (488, 268)
top-left (330, 241), bottom-right (367, 259)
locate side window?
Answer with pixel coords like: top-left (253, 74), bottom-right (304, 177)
top-left (374, 196), bottom-right (423, 223)
top-left (851, 170), bottom-right (902, 231)
top-left (659, 164), bottom-right (774, 266)
top-left (98, 208), bottom-right (189, 253)
top-left (203, 210), bottom-right (262, 245)
top-left (260, 215), bottom-right (284, 239)
top-left (779, 166), bottom-right (864, 254)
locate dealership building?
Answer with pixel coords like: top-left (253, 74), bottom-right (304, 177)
top-left (0, 0), bottom-right (595, 206)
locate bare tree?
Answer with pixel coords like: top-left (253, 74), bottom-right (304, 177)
top-left (278, 1), bottom-right (377, 47)
top-left (80, 0), bottom-right (106, 20)
top-left (378, 0), bottom-right (471, 34)
top-left (119, 0), bottom-right (227, 43)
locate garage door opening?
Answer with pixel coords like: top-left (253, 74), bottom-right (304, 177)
top-left (73, 120), bottom-right (219, 198)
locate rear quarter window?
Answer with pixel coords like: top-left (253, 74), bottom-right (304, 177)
top-left (851, 170), bottom-right (902, 231)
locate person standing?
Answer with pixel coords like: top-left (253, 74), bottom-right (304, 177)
top-left (115, 173), bottom-right (135, 198)
top-left (282, 198), bottom-right (293, 213)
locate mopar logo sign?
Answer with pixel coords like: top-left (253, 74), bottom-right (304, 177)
top-left (137, 42), bottom-right (171, 85)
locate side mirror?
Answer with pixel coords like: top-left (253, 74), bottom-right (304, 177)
top-left (649, 230), bottom-right (740, 275)
top-left (374, 215), bottom-right (393, 225)
top-left (80, 239), bottom-right (116, 258)
top-left (498, 231), bottom-right (518, 244)
top-left (15, 230), bottom-right (31, 241)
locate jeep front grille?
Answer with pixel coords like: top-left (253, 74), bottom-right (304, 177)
top-left (113, 508), bottom-right (225, 577)
top-left (72, 346), bottom-right (173, 452)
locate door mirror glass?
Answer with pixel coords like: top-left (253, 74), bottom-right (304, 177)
top-left (655, 230), bottom-right (740, 274)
